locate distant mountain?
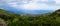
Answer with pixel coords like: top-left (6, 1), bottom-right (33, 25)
top-left (3, 9), bottom-right (54, 14)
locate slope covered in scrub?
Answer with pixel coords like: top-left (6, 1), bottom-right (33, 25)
top-left (0, 9), bottom-right (60, 26)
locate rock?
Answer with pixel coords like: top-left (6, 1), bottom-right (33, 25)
top-left (0, 18), bottom-right (7, 26)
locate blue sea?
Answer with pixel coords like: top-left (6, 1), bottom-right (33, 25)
top-left (1, 7), bottom-right (55, 14)
top-left (5, 9), bottom-right (54, 14)
top-left (1, 5), bottom-right (55, 14)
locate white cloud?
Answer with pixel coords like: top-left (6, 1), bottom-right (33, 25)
top-left (40, 0), bottom-right (48, 2)
top-left (8, 2), bottom-right (17, 7)
top-left (21, 3), bottom-right (55, 10)
top-left (3, 0), bottom-right (60, 10)
top-left (54, 0), bottom-right (60, 4)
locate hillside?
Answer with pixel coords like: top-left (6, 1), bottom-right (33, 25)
top-left (0, 9), bottom-right (60, 26)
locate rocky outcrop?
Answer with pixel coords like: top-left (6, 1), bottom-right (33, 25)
top-left (0, 18), bottom-right (7, 26)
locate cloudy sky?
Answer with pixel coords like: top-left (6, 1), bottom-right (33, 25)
top-left (0, 0), bottom-right (60, 10)
top-left (0, 0), bottom-right (60, 14)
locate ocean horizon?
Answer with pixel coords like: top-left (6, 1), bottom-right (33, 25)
top-left (4, 9), bottom-right (55, 14)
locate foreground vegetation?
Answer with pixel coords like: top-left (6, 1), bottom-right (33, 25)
top-left (0, 9), bottom-right (60, 26)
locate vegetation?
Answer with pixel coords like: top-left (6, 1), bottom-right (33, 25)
top-left (0, 9), bottom-right (60, 26)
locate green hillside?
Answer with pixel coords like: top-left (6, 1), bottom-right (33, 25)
top-left (0, 9), bottom-right (60, 26)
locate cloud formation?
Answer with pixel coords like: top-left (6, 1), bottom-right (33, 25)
top-left (0, 0), bottom-right (60, 10)
top-left (54, 0), bottom-right (60, 4)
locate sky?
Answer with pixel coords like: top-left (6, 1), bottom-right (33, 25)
top-left (0, 0), bottom-right (60, 14)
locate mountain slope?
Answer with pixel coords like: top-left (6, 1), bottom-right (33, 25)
top-left (0, 9), bottom-right (60, 26)
top-left (0, 9), bottom-right (17, 21)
